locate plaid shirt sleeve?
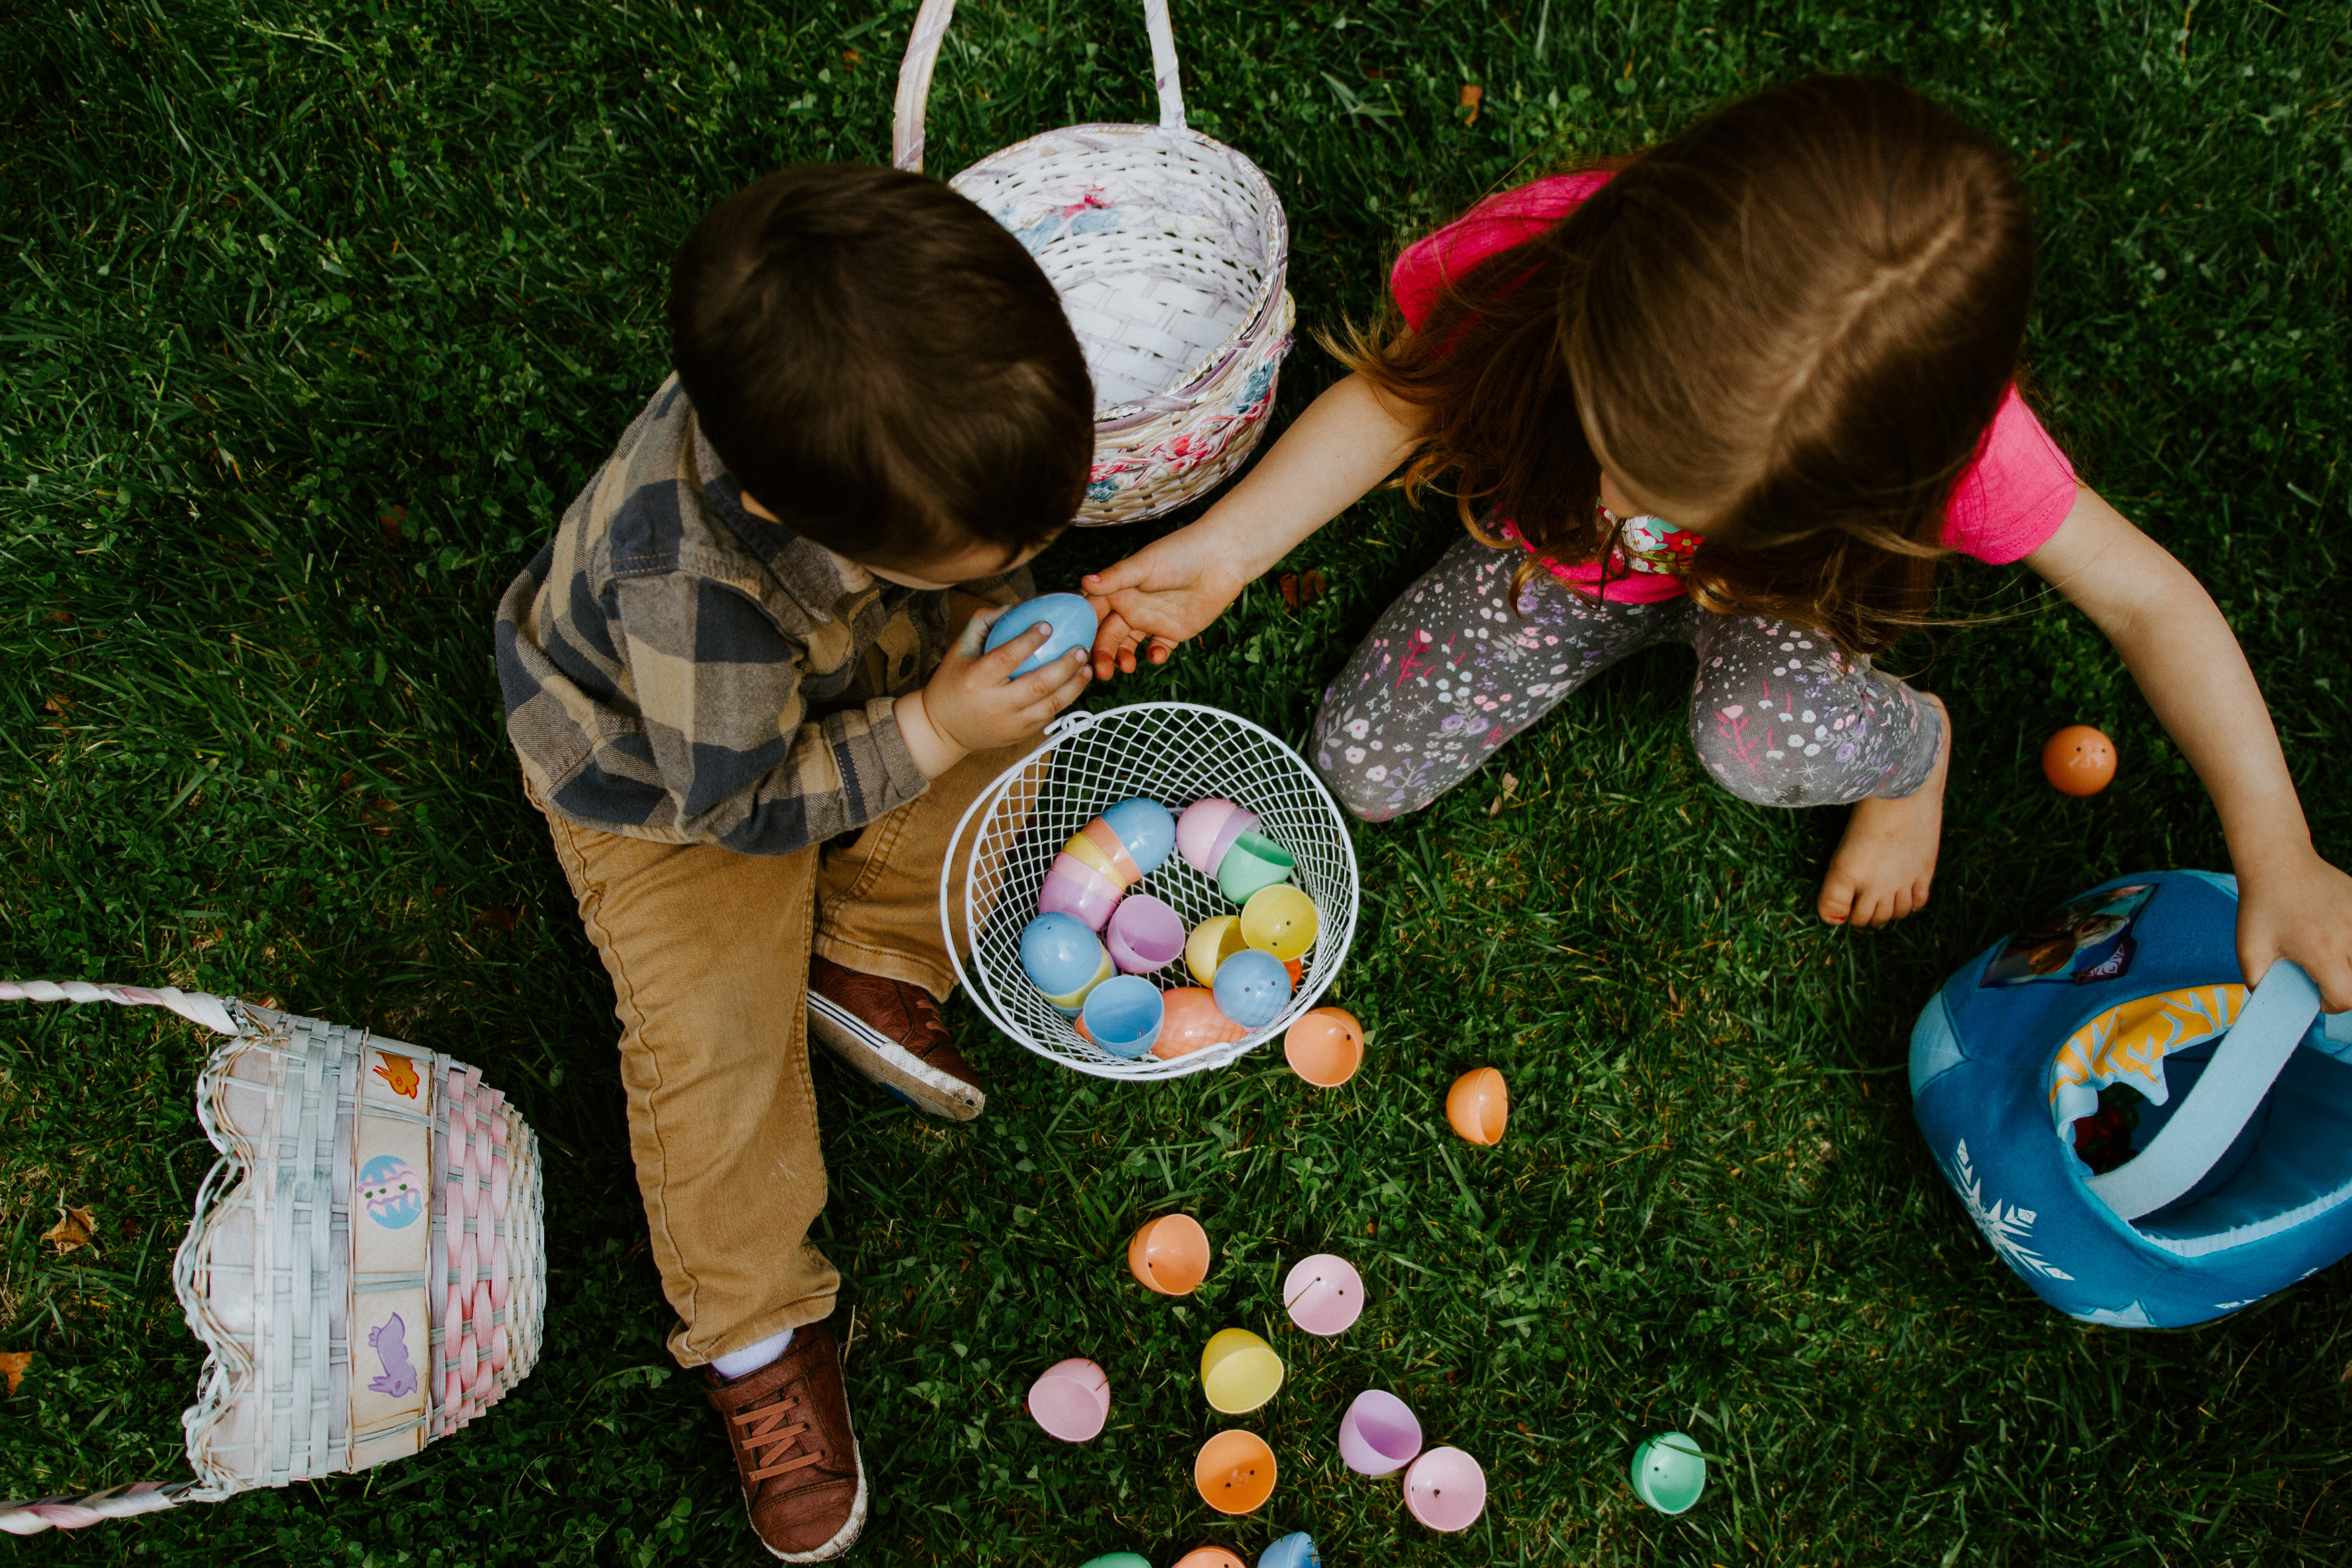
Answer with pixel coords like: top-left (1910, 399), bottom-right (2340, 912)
top-left (608, 569), bottom-right (929, 854)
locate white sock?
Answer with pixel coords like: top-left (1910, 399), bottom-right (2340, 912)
top-left (711, 1327), bottom-right (795, 1381)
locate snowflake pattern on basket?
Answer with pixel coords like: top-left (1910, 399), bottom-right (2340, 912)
top-left (1944, 1138), bottom-right (2074, 1281)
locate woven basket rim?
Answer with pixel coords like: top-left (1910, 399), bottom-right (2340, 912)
top-left (949, 122), bottom-right (1292, 424)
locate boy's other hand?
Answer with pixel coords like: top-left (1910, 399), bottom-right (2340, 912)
top-left (898, 609), bottom-right (1089, 777)
top-left (1081, 528), bottom-right (1250, 678)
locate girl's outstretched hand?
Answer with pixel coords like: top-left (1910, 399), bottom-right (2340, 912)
top-left (1081, 527), bottom-right (1251, 678)
top-left (2235, 844), bottom-right (2352, 1013)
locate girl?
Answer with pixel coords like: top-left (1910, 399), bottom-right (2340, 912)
top-left (1081, 76), bottom-right (2352, 1006)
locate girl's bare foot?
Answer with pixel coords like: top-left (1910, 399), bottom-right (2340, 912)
top-left (1817, 692), bottom-right (1950, 928)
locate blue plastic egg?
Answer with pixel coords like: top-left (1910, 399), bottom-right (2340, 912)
top-left (1021, 914), bottom-right (1110, 998)
top-left (1212, 948), bottom-right (1292, 1030)
top-left (1098, 797), bottom-right (1176, 876)
top-left (981, 592), bottom-right (1098, 678)
top-left (1260, 1534), bottom-right (1321, 1568)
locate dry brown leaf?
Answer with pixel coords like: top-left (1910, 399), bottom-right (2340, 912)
top-left (379, 504), bottom-right (407, 542)
top-left (43, 1204), bottom-right (96, 1256)
top-left (841, 48), bottom-right (861, 67)
top-left (1459, 82), bottom-right (1484, 123)
top-left (0, 1351), bottom-right (29, 1397)
top-left (1502, 772), bottom-right (1519, 799)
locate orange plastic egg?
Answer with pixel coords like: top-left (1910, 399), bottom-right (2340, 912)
top-left (1284, 1008), bottom-right (1364, 1087)
top-left (2042, 725), bottom-right (2116, 796)
top-left (1446, 1067), bottom-right (1509, 1146)
top-left (1193, 1428), bottom-right (1277, 1513)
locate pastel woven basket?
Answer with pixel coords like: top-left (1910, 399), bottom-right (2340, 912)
top-left (0, 982), bottom-right (545, 1535)
top-left (895, 0), bottom-right (1295, 525)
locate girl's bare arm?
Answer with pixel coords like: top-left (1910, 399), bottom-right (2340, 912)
top-left (2026, 487), bottom-right (2352, 1007)
top-left (1081, 372), bottom-right (1424, 676)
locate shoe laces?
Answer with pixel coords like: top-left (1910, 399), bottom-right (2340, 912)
top-left (733, 1389), bottom-right (825, 1486)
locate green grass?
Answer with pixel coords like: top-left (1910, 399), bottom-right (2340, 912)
top-left (3, 0), bottom-right (2350, 1562)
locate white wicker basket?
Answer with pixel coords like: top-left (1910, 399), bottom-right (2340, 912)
top-left (895, 0), bottom-right (1295, 526)
top-left (941, 705), bottom-right (1359, 1080)
top-left (0, 983), bottom-right (545, 1536)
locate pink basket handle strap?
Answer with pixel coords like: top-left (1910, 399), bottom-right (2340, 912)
top-left (894, 0), bottom-right (1186, 175)
top-left (1, 1480), bottom-right (191, 1536)
top-left (0, 979), bottom-right (237, 1036)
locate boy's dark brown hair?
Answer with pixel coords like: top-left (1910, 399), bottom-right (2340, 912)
top-left (1336, 75), bottom-right (2035, 654)
top-left (670, 164), bottom-right (1093, 568)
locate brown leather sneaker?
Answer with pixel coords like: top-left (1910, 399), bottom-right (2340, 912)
top-left (703, 1319), bottom-right (867, 1562)
top-left (806, 954), bottom-right (985, 1122)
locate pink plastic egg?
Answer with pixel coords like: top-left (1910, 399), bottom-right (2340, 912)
top-left (1038, 855), bottom-right (1124, 931)
top-left (1177, 799), bottom-right (1245, 875)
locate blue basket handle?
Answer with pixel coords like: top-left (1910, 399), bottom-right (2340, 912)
top-left (2085, 959), bottom-right (2322, 1222)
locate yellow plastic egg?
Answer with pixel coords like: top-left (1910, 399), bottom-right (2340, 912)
top-left (1185, 915), bottom-right (1249, 986)
top-left (1240, 885), bottom-right (1318, 961)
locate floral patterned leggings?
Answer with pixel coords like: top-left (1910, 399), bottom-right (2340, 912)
top-left (1309, 536), bottom-right (1944, 822)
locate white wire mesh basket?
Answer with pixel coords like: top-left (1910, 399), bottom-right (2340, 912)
top-left (894, 0), bottom-right (1295, 526)
top-left (942, 704), bottom-right (1359, 1080)
top-left (0, 983), bottom-right (544, 1536)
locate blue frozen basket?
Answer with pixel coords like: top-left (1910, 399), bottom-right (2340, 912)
top-left (1911, 870), bottom-right (2352, 1327)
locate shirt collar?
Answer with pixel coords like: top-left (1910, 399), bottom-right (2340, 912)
top-left (688, 419), bottom-right (873, 624)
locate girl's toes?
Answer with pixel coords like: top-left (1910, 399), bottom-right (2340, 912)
top-left (1818, 877), bottom-right (1857, 924)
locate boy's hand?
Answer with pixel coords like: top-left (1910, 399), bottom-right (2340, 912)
top-left (897, 609), bottom-right (1089, 777)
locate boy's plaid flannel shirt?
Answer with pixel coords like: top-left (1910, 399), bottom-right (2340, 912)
top-left (495, 376), bottom-right (1029, 854)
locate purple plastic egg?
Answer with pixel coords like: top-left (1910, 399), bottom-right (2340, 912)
top-left (1177, 799), bottom-right (1243, 876)
top-left (1037, 856), bottom-right (1123, 931)
top-left (1106, 894), bottom-right (1186, 975)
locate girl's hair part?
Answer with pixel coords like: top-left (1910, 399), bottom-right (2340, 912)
top-left (1331, 75), bottom-right (2037, 654)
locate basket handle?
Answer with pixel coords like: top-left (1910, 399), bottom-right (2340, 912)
top-left (893, 0), bottom-right (1186, 174)
top-left (0, 979), bottom-right (238, 1036)
top-left (2084, 959), bottom-right (2322, 1222)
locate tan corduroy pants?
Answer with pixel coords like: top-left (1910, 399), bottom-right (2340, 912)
top-left (529, 735), bottom-right (1034, 1369)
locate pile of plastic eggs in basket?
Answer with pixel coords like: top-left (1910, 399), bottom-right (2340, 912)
top-left (1017, 797), bottom-right (1319, 1062)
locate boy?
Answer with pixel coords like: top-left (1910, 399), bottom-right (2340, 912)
top-left (495, 164), bottom-right (1094, 1561)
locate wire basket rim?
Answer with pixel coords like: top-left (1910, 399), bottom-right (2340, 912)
top-left (941, 702), bottom-right (1359, 1081)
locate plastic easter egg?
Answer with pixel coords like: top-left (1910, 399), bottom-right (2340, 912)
top-left (1060, 828), bottom-right (1130, 886)
top-left (1200, 1328), bottom-right (1285, 1414)
top-left (1176, 798), bottom-right (1248, 875)
top-left (1630, 1430), bottom-right (1707, 1514)
top-left (1173, 1549), bottom-right (1249, 1568)
top-left (1283, 1007), bottom-right (1362, 1087)
top-left (1021, 914), bottom-right (1112, 1012)
top-left (981, 592), bottom-right (1098, 678)
top-left (1038, 855), bottom-right (1124, 931)
top-left (1106, 894), bottom-right (1186, 975)
top-left (1078, 818), bottom-right (1143, 885)
top-left (1217, 831), bottom-right (1295, 903)
top-left (1240, 885), bottom-right (1318, 960)
top-left (1082, 976), bottom-right (1164, 1059)
top-left (1259, 1532), bottom-right (1320, 1568)
top-left (1026, 1356), bottom-right (1110, 1442)
top-left (1193, 1427), bottom-right (1277, 1513)
top-left (1446, 1067), bottom-right (1509, 1146)
top-left (1079, 1557), bottom-right (1156, 1568)
top-left (1337, 1388), bottom-right (1422, 1476)
top-left (1404, 1446), bottom-right (1487, 1532)
top-left (1155, 987), bottom-right (1250, 1060)
top-left (2043, 724), bottom-right (2117, 797)
top-left (1127, 1213), bottom-right (1211, 1295)
top-left (1099, 797), bottom-right (1176, 875)
top-left (1282, 1253), bottom-right (1365, 1336)
top-left (1185, 915), bottom-right (1249, 986)
top-left (1203, 809), bottom-right (1259, 879)
top-left (1212, 948), bottom-right (1291, 1031)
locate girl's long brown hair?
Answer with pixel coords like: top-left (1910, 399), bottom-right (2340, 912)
top-left (1336, 75), bottom-right (2036, 655)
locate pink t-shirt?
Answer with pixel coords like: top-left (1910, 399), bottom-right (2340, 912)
top-left (1391, 173), bottom-right (2079, 603)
